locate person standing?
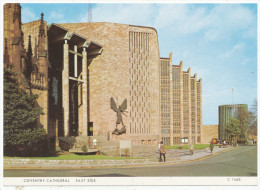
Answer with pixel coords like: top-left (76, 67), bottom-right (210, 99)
top-left (88, 137), bottom-right (91, 148)
top-left (159, 141), bottom-right (166, 162)
top-left (210, 141), bottom-right (214, 153)
top-left (93, 138), bottom-right (97, 149)
top-left (158, 140), bottom-right (161, 161)
top-left (189, 143), bottom-right (194, 156)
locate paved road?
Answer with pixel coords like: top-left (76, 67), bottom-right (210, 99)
top-left (4, 146), bottom-right (257, 177)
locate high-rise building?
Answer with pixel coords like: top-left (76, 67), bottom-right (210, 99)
top-left (160, 55), bottom-right (202, 145)
top-left (218, 104), bottom-right (248, 141)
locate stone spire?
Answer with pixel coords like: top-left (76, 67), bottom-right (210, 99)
top-left (37, 12), bottom-right (47, 58)
top-left (39, 13), bottom-right (45, 38)
top-left (38, 12), bottom-right (46, 55)
top-left (37, 12), bottom-right (48, 89)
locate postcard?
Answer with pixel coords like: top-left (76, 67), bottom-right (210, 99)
top-left (1, 0), bottom-right (259, 189)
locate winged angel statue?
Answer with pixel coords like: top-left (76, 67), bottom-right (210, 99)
top-left (110, 97), bottom-right (127, 135)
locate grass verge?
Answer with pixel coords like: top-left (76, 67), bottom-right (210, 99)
top-left (165, 144), bottom-right (217, 150)
top-left (4, 154), bottom-right (139, 160)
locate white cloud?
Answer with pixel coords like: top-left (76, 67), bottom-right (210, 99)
top-left (79, 4), bottom-right (256, 43)
top-left (81, 4), bottom-right (156, 26)
top-left (203, 4), bottom-right (256, 41)
top-left (241, 58), bottom-right (250, 65)
top-left (154, 4), bottom-right (211, 37)
top-left (221, 43), bottom-right (245, 58)
top-left (156, 4), bottom-right (256, 41)
top-left (49, 11), bottom-right (64, 20)
top-left (21, 7), bottom-right (38, 23)
top-left (47, 11), bottom-right (66, 23)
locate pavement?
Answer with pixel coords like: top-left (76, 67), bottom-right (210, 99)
top-left (4, 146), bottom-right (235, 170)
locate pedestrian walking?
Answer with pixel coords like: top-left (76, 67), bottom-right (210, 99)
top-left (158, 140), bottom-right (161, 161)
top-left (210, 141), bottom-right (214, 153)
top-left (189, 143), bottom-right (194, 156)
top-left (88, 137), bottom-right (91, 148)
top-left (159, 141), bottom-right (166, 162)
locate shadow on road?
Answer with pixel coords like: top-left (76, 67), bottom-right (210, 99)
top-left (220, 162), bottom-right (257, 173)
top-left (249, 173), bottom-right (257, 176)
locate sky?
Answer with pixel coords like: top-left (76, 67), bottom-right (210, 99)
top-left (20, 3), bottom-right (258, 125)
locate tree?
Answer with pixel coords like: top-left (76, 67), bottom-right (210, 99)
top-left (4, 68), bottom-right (48, 156)
top-left (252, 99), bottom-right (257, 115)
top-left (225, 117), bottom-right (241, 141)
top-left (248, 100), bottom-right (257, 138)
top-left (248, 111), bottom-right (257, 136)
top-left (237, 108), bottom-right (249, 142)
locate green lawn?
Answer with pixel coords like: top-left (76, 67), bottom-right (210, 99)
top-left (4, 154), bottom-right (139, 160)
top-left (165, 144), bottom-right (215, 150)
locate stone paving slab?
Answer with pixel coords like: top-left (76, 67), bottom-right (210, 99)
top-left (4, 146), bottom-right (234, 169)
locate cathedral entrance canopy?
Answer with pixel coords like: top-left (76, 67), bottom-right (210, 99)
top-left (48, 23), bottom-right (102, 56)
top-left (48, 24), bottom-right (102, 137)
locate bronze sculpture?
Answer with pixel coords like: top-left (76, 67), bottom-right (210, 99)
top-left (110, 97), bottom-right (127, 135)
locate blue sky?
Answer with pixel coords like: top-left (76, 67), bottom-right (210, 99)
top-left (21, 3), bottom-right (258, 125)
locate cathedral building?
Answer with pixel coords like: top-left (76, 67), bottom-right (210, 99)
top-left (160, 56), bottom-right (202, 145)
top-left (4, 3), bottom-right (203, 150)
top-left (46, 22), bottom-right (161, 145)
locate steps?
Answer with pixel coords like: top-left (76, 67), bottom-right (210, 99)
top-left (61, 135), bottom-right (165, 158)
top-left (67, 135), bottom-right (119, 155)
top-left (94, 136), bottom-right (119, 156)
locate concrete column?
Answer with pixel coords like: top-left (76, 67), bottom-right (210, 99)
top-left (188, 68), bottom-right (192, 144)
top-left (82, 47), bottom-right (88, 136)
top-left (180, 61), bottom-right (183, 143)
top-left (169, 53), bottom-right (173, 145)
top-left (63, 40), bottom-right (69, 137)
top-left (74, 45), bottom-right (77, 78)
top-left (194, 74), bottom-right (198, 144)
top-left (199, 79), bottom-right (203, 142)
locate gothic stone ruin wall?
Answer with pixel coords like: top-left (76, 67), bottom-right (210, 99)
top-left (4, 4), bottom-right (24, 79)
top-left (22, 20), bottom-right (48, 58)
top-left (22, 20), bottom-right (51, 136)
top-left (59, 22), bottom-right (160, 144)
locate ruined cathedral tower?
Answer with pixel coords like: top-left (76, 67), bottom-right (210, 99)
top-left (4, 3), bottom-right (25, 80)
top-left (4, 3), bottom-right (52, 146)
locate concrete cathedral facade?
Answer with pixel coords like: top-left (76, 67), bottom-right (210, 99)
top-left (4, 3), bottom-right (203, 149)
top-left (160, 57), bottom-right (202, 145)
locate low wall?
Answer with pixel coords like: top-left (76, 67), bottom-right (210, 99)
top-left (201, 125), bottom-right (219, 144)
